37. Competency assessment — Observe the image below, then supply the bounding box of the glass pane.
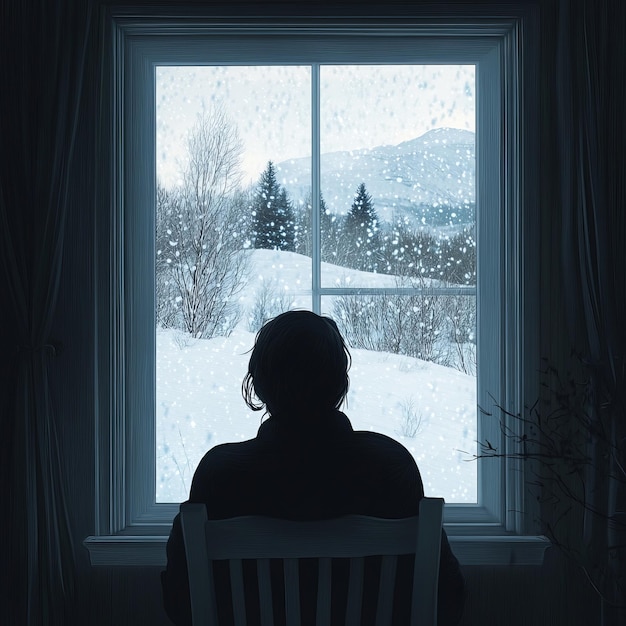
[313,65,476,288]
[322,294,477,503]
[155,66,311,502]
[154,64,477,505]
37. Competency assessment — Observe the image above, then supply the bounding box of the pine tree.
[251,161,295,250]
[344,182,380,271]
[251,161,280,249]
[276,186,295,251]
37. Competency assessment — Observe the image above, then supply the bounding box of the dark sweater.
[162,410,465,625]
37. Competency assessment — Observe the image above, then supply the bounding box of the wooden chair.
[180,497,444,626]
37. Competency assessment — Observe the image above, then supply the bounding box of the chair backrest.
[180,497,444,626]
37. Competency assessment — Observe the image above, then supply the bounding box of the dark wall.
[5,0,604,624]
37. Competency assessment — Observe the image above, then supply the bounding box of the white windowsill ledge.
[83,535,550,567]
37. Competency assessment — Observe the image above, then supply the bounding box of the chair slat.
[411,498,443,626]
[316,557,332,626]
[284,558,300,626]
[229,559,246,626]
[345,556,364,626]
[256,558,274,626]
[205,564,219,626]
[375,555,398,626]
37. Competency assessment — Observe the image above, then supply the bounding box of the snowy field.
[156,249,477,503]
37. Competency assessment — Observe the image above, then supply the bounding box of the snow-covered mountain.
[273,127,475,228]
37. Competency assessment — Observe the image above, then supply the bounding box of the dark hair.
[242,310,351,418]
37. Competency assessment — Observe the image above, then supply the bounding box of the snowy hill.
[273,127,475,228]
[156,249,477,504]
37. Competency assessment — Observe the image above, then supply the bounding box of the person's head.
[242,310,351,419]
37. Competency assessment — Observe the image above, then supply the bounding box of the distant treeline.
[249,162,476,285]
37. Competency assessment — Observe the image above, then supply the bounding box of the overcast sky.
[156,64,475,188]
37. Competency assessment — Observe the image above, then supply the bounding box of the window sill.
[83,533,549,567]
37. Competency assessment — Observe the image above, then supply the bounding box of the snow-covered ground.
[156,249,477,503]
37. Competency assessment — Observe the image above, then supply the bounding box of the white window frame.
[85,5,548,567]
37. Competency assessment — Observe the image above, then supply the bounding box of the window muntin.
[155,64,477,505]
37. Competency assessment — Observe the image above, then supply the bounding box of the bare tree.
[332,276,450,365]
[444,294,477,375]
[247,279,295,333]
[156,107,250,339]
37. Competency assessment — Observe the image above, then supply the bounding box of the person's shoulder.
[348,429,417,463]
[196,436,261,468]
[352,428,411,449]
[190,437,263,491]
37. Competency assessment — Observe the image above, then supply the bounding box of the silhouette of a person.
[162,310,465,625]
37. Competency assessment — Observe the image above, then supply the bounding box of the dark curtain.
[556,0,626,619]
[0,1,93,624]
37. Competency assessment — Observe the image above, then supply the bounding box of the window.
[87,7,546,566]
